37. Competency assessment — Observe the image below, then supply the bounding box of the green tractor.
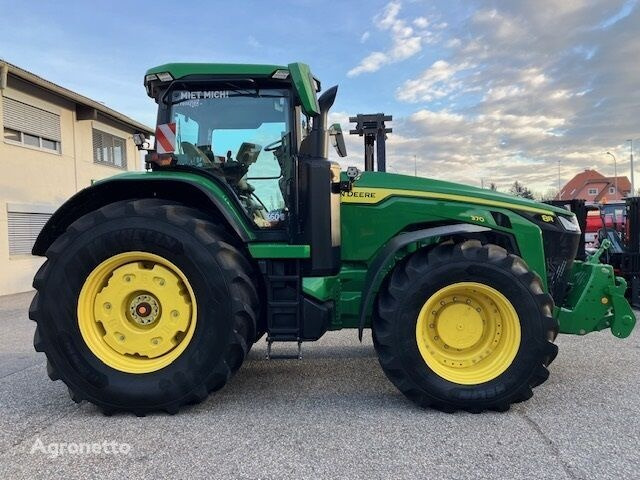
[30,62,636,415]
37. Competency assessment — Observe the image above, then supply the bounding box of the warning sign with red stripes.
[155,123,176,154]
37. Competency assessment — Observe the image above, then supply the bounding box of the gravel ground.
[0,291,638,479]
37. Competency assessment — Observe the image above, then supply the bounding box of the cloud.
[360,31,370,43]
[409,109,465,126]
[348,1,429,77]
[396,60,472,102]
[373,0,640,194]
[247,35,261,48]
[413,17,429,28]
[376,0,402,29]
[347,52,389,76]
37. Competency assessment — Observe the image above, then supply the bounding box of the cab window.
[169,88,292,229]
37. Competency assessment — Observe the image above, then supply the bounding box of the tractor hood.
[345,171,571,217]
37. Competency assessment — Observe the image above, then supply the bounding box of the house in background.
[556,169,631,202]
[0,59,153,295]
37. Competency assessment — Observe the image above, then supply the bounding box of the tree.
[539,188,559,202]
[509,181,535,199]
[489,182,498,191]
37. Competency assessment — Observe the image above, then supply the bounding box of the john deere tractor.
[30,62,636,415]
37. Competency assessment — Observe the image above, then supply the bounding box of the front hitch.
[556,239,636,338]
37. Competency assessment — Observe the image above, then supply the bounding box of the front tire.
[30,199,259,415]
[373,240,558,412]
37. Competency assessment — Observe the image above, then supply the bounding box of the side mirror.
[328,123,347,157]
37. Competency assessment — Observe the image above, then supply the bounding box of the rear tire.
[30,199,259,415]
[373,240,558,412]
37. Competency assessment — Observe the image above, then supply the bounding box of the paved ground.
[0,292,638,479]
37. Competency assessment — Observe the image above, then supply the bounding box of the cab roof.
[144,62,321,116]
[146,63,288,79]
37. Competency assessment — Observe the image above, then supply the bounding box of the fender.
[357,223,491,340]
[32,173,258,256]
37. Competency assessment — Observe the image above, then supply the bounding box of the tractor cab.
[144,62,345,275]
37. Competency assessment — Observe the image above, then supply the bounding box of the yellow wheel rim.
[415,282,521,385]
[77,252,197,374]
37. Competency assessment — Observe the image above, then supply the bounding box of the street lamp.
[627,139,635,195]
[557,158,561,197]
[606,151,617,195]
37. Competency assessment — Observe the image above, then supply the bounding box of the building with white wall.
[0,59,153,295]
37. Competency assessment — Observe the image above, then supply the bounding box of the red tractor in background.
[584,202,626,249]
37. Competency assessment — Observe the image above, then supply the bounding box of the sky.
[1,0,638,195]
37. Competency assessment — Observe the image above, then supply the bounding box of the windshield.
[168,87,292,228]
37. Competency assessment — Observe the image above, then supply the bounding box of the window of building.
[3,127,21,142]
[23,132,40,147]
[3,127,60,151]
[7,211,52,256]
[587,188,598,195]
[609,186,616,194]
[41,138,58,150]
[2,97,61,153]
[92,129,127,168]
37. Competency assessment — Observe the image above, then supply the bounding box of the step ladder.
[259,259,303,360]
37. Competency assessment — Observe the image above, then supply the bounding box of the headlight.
[558,215,581,232]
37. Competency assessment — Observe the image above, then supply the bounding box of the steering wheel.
[264,138,283,152]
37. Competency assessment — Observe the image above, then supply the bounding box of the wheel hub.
[415,282,521,385]
[129,294,160,326]
[436,302,483,349]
